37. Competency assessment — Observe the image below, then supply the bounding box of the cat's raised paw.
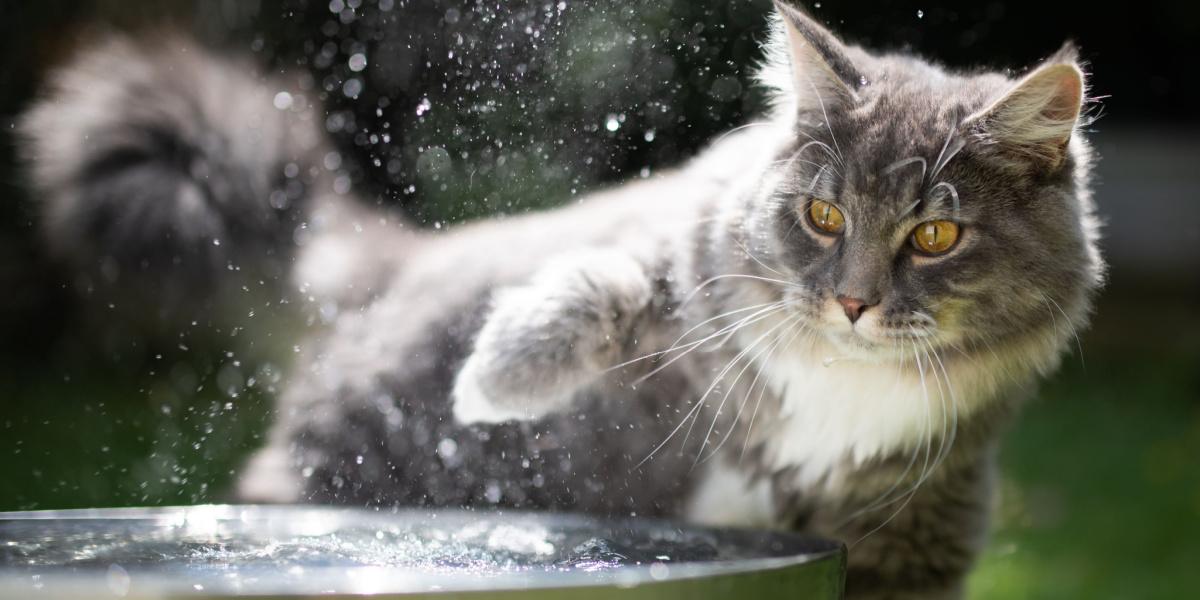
[450,354,548,425]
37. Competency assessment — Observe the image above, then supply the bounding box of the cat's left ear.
[966,43,1088,170]
[773,1,865,111]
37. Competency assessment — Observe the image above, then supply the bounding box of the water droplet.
[649,562,669,580]
[347,53,368,72]
[272,91,294,110]
[437,438,458,459]
[415,97,432,116]
[604,114,621,132]
[917,9,924,18]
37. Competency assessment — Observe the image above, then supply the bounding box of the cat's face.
[752,4,1103,362]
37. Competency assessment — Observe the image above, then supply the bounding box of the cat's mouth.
[819,326,940,365]
[812,301,940,360]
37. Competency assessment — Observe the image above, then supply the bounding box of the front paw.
[450,352,550,425]
[449,250,654,426]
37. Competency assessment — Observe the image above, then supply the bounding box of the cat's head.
[748,1,1104,365]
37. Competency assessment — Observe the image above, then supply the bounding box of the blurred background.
[0,1,1196,598]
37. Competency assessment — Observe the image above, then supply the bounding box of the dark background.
[1,2,1197,598]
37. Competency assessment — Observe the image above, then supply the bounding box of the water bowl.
[0,505,844,598]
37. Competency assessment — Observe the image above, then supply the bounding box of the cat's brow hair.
[882,156,927,181]
[891,128,969,217]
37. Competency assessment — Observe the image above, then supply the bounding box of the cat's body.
[19,3,1103,598]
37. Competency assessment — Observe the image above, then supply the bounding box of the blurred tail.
[18,33,331,346]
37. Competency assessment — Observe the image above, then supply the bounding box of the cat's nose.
[836,296,874,324]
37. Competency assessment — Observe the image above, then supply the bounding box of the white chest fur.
[753,337,969,491]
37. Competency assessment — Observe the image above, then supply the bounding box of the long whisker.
[930,128,965,181]
[732,320,810,463]
[850,339,934,546]
[679,316,796,454]
[713,120,773,145]
[835,345,923,525]
[1040,291,1085,369]
[634,313,794,470]
[924,338,959,474]
[929,181,961,212]
[803,75,846,167]
[792,130,844,170]
[680,273,799,307]
[608,301,781,370]
[627,304,787,385]
[696,314,802,465]
[882,156,927,181]
[733,238,785,277]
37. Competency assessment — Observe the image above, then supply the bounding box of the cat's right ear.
[772,1,864,111]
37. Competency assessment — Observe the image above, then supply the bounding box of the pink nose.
[836,296,873,324]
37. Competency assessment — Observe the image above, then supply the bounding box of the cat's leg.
[452,250,656,424]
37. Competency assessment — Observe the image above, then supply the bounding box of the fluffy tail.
[18,33,332,349]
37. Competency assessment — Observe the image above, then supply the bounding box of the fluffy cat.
[19,2,1103,598]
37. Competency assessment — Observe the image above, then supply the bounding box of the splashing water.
[0,506,839,596]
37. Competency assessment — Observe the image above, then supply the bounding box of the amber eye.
[807,199,845,235]
[911,220,961,255]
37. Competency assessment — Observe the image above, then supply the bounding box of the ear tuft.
[968,57,1086,170]
[1046,40,1080,64]
[764,1,863,115]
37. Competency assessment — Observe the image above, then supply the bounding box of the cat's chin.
[813,327,930,365]
[814,330,896,363]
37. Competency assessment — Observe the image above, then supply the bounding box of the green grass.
[969,288,1200,599]
[2,283,1196,598]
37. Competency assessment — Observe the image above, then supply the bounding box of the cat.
[18,2,1103,598]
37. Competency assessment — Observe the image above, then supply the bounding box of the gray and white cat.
[19,2,1103,598]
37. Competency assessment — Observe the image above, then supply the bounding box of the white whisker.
[635,312,794,470]
[929,181,961,212]
[696,314,802,465]
[680,272,799,306]
[604,301,784,373]
[804,74,846,167]
[733,238,785,277]
[629,304,786,385]
[882,156,927,181]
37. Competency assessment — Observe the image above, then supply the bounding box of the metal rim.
[0,504,846,598]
